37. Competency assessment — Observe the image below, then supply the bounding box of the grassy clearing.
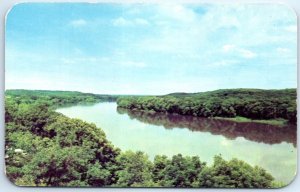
[214,116,288,126]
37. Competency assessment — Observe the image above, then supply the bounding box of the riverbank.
[5,92,279,187]
[213,116,288,126]
[117,89,297,125]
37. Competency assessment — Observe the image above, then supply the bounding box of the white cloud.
[113,17,131,26]
[211,60,239,67]
[277,47,290,53]
[222,44,235,52]
[6,4,297,94]
[285,25,297,33]
[136,4,292,61]
[157,4,197,23]
[222,44,256,59]
[239,49,257,59]
[135,18,149,25]
[113,17,149,26]
[60,56,110,66]
[120,61,147,68]
[61,58,76,64]
[69,19,87,27]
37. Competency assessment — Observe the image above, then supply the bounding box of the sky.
[5,3,297,95]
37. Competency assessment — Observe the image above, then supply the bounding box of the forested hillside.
[5,90,276,187]
[6,89,118,107]
[117,89,297,124]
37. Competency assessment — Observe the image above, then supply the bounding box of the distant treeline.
[117,108,297,147]
[5,90,276,187]
[117,89,297,124]
[5,89,119,107]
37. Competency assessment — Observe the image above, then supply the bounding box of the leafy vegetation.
[117,88,297,124]
[5,90,279,187]
[5,98,120,186]
[213,116,287,126]
[6,89,118,107]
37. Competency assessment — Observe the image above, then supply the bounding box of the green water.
[56,102,297,184]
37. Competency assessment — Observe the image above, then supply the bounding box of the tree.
[20,145,91,186]
[114,151,155,187]
[195,155,274,188]
[153,154,206,187]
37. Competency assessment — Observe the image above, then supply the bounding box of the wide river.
[57,102,297,184]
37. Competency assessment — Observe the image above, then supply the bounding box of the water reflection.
[57,103,297,183]
[117,107,297,147]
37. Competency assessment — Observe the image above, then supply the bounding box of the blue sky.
[5,3,297,94]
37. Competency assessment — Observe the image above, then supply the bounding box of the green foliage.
[153,154,206,187]
[5,90,277,188]
[117,89,297,124]
[194,155,274,188]
[214,116,287,126]
[114,151,155,187]
[5,89,119,107]
[5,96,119,186]
[21,145,91,186]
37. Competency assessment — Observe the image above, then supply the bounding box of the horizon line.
[4,87,297,96]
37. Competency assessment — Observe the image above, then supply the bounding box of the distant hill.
[117,88,297,124]
[164,88,296,99]
[5,89,119,106]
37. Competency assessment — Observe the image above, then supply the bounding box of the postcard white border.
[0,0,299,191]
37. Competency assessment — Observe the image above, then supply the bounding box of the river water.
[56,102,297,183]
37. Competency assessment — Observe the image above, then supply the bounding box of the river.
[56,102,297,184]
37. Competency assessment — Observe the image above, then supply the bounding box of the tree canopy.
[117,88,297,124]
[5,90,278,188]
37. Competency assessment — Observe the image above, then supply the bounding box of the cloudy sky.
[5,3,297,94]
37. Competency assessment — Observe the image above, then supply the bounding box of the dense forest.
[117,108,297,147]
[6,89,118,107]
[117,89,297,124]
[5,90,278,187]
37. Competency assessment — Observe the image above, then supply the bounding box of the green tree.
[153,154,205,187]
[195,155,274,188]
[115,151,155,187]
